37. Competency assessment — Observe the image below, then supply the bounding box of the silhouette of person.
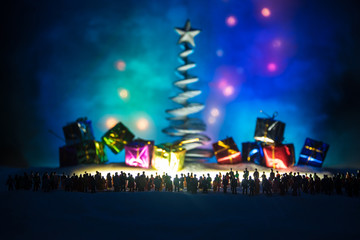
[249,176,255,196]
[174,174,180,192]
[223,175,229,193]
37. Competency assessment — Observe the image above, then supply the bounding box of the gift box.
[77,140,108,164]
[62,117,95,145]
[125,139,154,168]
[212,137,242,164]
[242,142,264,165]
[101,122,135,154]
[298,138,329,167]
[262,144,295,169]
[59,140,107,167]
[254,118,285,144]
[152,143,186,172]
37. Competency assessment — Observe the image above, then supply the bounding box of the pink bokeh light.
[213,66,244,99]
[267,62,277,72]
[261,8,271,17]
[223,85,235,96]
[208,116,216,124]
[210,108,220,117]
[218,79,228,89]
[116,60,126,71]
[272,39,282,48]
[226,15,237,27]
[105,117,118,129]
[136,118,149,131]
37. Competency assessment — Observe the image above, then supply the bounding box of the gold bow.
[305,146,323,153]
[264,123,269,138]
[216,141,238,155]
[272,145,275,169]
[305,145,322,164]
[216,141,238,164]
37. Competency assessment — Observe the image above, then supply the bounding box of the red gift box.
[212,137,242,164]
[263,144,295,169]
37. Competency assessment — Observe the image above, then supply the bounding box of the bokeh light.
[226,15,237,27]
[223,85,234,96]
[210,108,220,117]
[208,116,216,124]
[218,79,227,89]
[118,88,129,99]
[261,8,271,17]
[267,62,277,72]
[116,60,126,71]
[7,0,357,168]
[136,118,149,131]
[272,39,282,48]
[105,117,118,129]
[216,49,224,57]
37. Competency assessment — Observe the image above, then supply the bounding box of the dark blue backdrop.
[1,0,359,168]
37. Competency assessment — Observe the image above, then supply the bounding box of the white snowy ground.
[1,163,360,239]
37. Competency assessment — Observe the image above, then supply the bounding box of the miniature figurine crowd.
[6,168,360,197]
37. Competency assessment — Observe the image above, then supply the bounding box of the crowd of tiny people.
[5,168,360,197]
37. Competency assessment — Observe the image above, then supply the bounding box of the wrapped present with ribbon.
[62,117,95,145]
[125,139,154,169]
[151,139,196,172]
[254,111,285,144]
[76,140,108,164]
[59,140,108,167]
[298,138,329,167]
[101,122,135,154]
[212,137,242,164]
[262,144,295,169]
[242,142,264,165]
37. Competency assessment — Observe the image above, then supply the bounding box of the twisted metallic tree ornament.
[163,20,213,161]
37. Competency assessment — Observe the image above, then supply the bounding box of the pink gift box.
[125,140,154,168]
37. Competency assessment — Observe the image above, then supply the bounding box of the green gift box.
[101,122,135,154]
[59,140,107,167]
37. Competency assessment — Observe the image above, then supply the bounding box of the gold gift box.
[152,143,186,172]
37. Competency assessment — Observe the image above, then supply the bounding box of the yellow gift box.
[152,143,186,172]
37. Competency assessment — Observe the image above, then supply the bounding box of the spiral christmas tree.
[163,20,213,161]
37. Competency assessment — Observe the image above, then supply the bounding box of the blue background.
[1,0,359,168]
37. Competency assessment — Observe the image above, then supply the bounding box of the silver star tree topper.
[175,20,201,47]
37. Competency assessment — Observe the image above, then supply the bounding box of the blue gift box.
[297,138,329,167]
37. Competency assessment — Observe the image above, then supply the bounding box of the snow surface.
[1,163,360,239]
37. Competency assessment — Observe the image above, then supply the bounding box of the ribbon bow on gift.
[216,141,238,155]
[305,146,323,153]
[264,145,287,169]
[260,110,279,140]
[305,145,323,164]
[216,141,239,163]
